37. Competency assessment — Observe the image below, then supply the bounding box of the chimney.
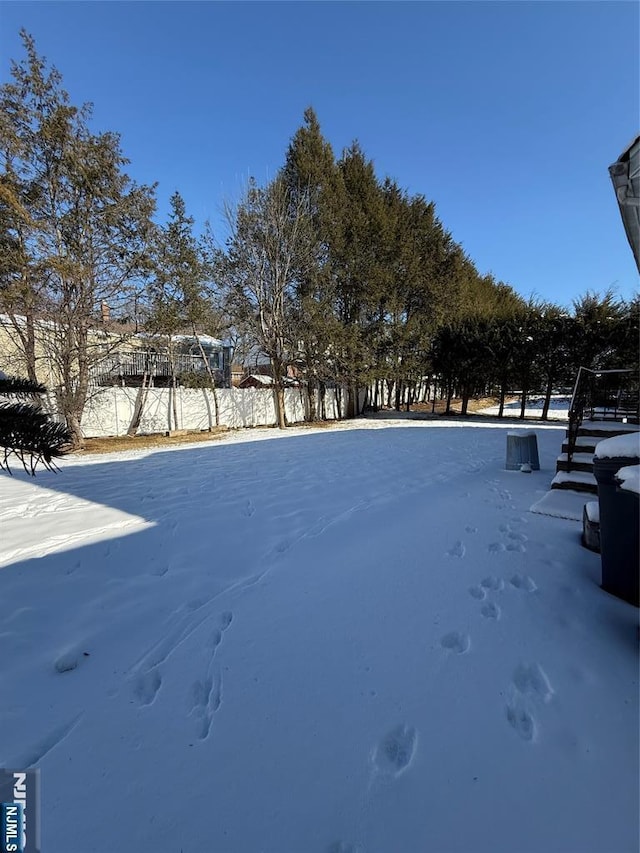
[101,302,110,324]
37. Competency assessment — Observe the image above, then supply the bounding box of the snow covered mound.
[0,420,637,853]
[594,431,640,460]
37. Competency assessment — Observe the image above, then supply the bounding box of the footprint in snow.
[481,576,504,591]
[510,574,537,592]
[508,531,528,543]
[469,586,486,600]
[506,701,536,742]
[373,724,418,777]
[481,602,501,620]
[440,631,470,654]
[446,540,466,558]
[513,663,553,703]
[465,525,478,534]
[488,542,506,553]
[507,542,526,553]
[327,843,362,853]
[134,668,162,706]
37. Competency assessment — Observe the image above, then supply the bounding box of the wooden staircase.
[531,368,639,521]
[551,421,640,495]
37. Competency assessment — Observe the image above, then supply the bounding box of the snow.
[529,487,593,521]
[550,470,597,488]
[594,431,640,460]
[556,452,594,466]
[582,420,640,434]
[0,420,638,853]
[479,396,570,421]
[585,501,600,523]
[616,464,640,496]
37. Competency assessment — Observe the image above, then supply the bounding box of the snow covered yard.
[0,420,637,853]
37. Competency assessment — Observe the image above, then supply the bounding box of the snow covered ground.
[478,395,571,420]
[0,419,637,853]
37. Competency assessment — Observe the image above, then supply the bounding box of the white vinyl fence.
[75,386,343,438]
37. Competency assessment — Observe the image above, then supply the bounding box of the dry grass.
[409,395,518,416]
[75,428,232,455]
[73,419,344,456]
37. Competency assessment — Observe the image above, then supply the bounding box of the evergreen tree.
[281,107,345,420]
[146,192,223,431]
[0,374,71,474]
[0,32,156,447]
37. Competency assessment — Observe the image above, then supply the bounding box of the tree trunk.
[66,409,84,449]
[127,372,150,436]
[274,382,287,429]
[307,378,317,422]
[541,372,554,421]
[319,382,327,420]
[445,380,453,414]
[519,386,528,420]
[394,377,402,411]
[461,386,470,416]
[498,381,506,418]
[171,376,179,430]
[192,330,220,427]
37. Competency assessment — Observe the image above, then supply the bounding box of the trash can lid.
[615,464,640,495]
[506,430,537,437]
[594,433,640,461]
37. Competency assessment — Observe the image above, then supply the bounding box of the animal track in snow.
[440,631,470,654]
[481,602,501,620]
[506,701,536,742]
[328,843,362,853]
[134,668,162,706]
[508,531,528,543]
[481,576,504,591]
[488,542,506,553]
[510,574,537,592]
[15,713,84,768]
[373,724,418,777]
[188,611,233,739]
[499,523,512,534]
[507,542,526,553]
[243,500,255,518]
[465,525,478,534]
[469,586,486,600]
[446,540,466,558]
[513,663,553,703]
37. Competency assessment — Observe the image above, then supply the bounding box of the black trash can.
[593,456,640,607]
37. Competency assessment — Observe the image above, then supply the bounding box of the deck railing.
[566,367,639,470]
[92,349,221,384]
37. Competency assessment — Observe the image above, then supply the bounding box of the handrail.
[566,367,639,470]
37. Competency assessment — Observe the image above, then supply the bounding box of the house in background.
[0,313,231,389]
[93,332,231,388]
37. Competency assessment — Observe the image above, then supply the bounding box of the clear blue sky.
[1,1,638,307]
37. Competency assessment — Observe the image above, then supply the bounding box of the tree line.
[1,33,638,447]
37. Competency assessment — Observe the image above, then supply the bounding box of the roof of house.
[609,134,640,272]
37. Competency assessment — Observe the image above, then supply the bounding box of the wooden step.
[555,452,594,473]
[551,470,598,494]
[576,421,640,438]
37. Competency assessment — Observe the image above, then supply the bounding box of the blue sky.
[1,1,638,307]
